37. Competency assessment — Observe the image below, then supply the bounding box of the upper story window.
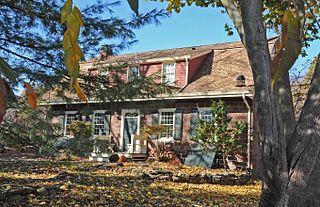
[128,66,139,81]
[163,63,175,84]
[199,110,214,123]
[159,110,175,138]
[65,112,78,136]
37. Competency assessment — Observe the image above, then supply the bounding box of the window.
[99,70,109,89]
[163,63,175,84]
[199,110,214,123]
[128,66,139,81]
[65,112,78,136]
[93,112,105,135]
[160,110,174,138]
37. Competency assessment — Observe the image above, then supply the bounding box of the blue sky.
[76,0,319,69]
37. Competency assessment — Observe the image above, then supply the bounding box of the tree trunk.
[282,55,320,206]
[276,72,296,143]
[238,1,288,206]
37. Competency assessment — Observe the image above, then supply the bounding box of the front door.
[122,111,140,151]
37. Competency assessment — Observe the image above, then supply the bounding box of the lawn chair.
[128,134,148,161]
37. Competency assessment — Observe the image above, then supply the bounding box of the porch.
[89,134,148,162]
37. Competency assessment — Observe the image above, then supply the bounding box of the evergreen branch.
[0,46,61,71]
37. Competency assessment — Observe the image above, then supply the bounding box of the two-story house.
[42,40,267,174]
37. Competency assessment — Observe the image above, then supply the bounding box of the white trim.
[92,110,107,136]
[158,108,176,140]
[40,91,254,105]
[64,111,78,137]
[120,109,140,151]
[162,62,176,85]
[127,65,140,81]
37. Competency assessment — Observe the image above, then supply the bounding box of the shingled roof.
[181,42,254,93]
[84,40,264,94]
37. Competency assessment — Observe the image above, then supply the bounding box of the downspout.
[242,92,251,169]
[177,57,189,93]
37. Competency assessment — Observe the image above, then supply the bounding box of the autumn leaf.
[61,0,87,102]
[24,82,37,109]
[61,0,72,24]
[73,6,84,26]
[74,80,88,103]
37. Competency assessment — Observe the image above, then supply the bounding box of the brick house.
[42,40,266,174]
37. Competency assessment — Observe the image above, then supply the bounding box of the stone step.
[89,156,110,162]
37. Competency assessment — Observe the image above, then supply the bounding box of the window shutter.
[88,114,93,122]
[174,109,183,140]
[151,111,159,139]
[104,111,111,135]
[59,114,65,136]
[189,108,198,138]
[151,111,159,126]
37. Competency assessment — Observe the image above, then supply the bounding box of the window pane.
[65,113,78,135]
[128,66,139,81]
[160,111,174,138]
[94,113,105,135]
[199,111,213,122]
[163,63,175,84]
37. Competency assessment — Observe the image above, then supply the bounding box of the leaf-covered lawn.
[0,160,261,206]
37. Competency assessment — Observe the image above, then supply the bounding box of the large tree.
[0,0,169,122]
[156,0,320,206]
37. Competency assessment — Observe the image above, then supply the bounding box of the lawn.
[0,160,261,207]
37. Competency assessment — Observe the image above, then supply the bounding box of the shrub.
[67,121,93,156]
[191,100,247,169]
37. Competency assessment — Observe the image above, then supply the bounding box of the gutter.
[40,91,253,106]
[177,57,189,93]
[242,92,252,169]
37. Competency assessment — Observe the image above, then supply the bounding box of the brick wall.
[50,97,260,172]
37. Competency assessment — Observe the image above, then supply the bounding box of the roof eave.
[39,90,254,106]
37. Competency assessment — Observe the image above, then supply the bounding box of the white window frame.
[162,62,176,85]
[93,110,107,136]
[127,65,140,81]
[198,107,214,123]
[99,69,109,89]
[64,111,78,137]
[158,108,175,141]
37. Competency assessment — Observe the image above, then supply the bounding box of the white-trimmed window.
[99,70,109,89]
[127,66,139,81]
[65,111,78,136]
[199,109,214,123]
[163,63,175,84]
[159,109,175,138]
[93,111,106,135]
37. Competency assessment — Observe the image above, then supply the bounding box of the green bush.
[67,121,93,156]
[191,100,247,169]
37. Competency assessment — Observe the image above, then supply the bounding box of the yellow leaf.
[74,79,88,103]
[66,13,80,39]
[73,43,84,59]
[73,6,84,26]
[61,0,73,24]
[62,31,73,51]
[24,82,37,109]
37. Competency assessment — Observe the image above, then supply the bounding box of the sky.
[76,0,319,69]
